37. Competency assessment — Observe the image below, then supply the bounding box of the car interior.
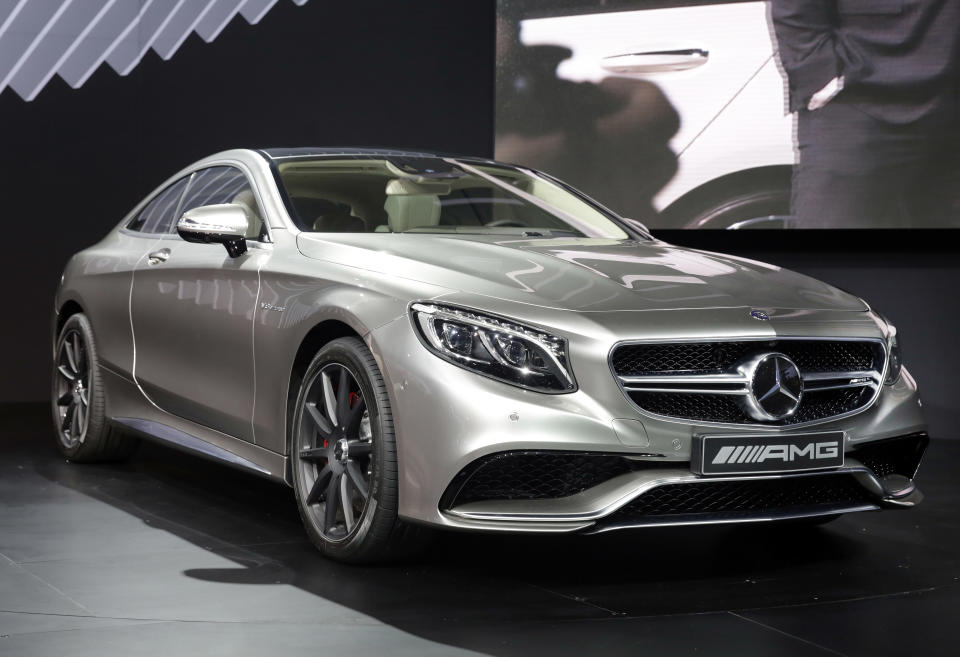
[277,159,618,236]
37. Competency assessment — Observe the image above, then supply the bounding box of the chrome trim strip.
[623,374,877,395]
[623,386,750,395]
[619,373,749,385]
[803,381,875,393]
[608,336,888,431]
[802,370,880,382]
[586,503,880,534]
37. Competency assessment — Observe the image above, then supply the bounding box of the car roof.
[258,147,443,160]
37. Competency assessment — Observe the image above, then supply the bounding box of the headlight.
[885,324,903,385]
[410,303,576,393]
[876,312,903,385]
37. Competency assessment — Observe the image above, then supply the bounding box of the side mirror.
[177,204,250,257]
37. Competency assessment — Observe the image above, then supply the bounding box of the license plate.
[692,432,844,475]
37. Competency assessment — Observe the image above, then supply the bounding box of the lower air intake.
[601,473,875,526]
[441,451,672,508]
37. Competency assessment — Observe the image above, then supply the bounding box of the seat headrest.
[310,199,365,233]
[383,194,441,232]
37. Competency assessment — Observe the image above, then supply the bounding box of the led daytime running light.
[411,303,575,393]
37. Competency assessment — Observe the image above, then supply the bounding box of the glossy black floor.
[1,403,958,656]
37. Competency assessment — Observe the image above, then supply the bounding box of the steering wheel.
[485,219,527,228]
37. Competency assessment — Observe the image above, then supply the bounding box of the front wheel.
[290,337,427,563]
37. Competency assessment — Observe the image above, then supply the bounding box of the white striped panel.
[107,0,184,76]
[152,1,214,60]
[57,1,145,88]
[239,0,278,25]
[194,0,245,43]
[0,0,63,88]
[9,1,114,101]
[0,0,308,101]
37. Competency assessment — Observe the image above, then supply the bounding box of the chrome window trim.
[607,335,888,432]
[118,227,164,239]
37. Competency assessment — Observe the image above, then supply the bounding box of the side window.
[178,166,265,239]
[127,177,189,233]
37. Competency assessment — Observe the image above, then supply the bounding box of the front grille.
[611,339,885,426]
[602,473,875,525]
[629,391,745,423]
[612,340,878,377]
[441,451,673,508]
[630,386,872,426]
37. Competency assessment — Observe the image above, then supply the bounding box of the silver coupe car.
[52,148,928,562]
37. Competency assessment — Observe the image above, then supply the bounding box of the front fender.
[250,245,453,454]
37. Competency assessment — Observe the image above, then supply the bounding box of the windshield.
[274,157,632,239]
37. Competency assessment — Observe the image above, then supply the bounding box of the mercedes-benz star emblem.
[750,309,770,321]
[741,353,804,421]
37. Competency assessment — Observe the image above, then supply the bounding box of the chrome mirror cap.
[177,204,250,257]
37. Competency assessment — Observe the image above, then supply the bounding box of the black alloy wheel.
[291,337,427,562]
[297,362,374,541]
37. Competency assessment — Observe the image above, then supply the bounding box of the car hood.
[296,234,868,313]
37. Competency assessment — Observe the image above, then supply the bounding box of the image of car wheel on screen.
[771,0,960,228]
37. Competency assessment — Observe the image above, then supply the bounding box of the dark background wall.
[0,0,494,402]
[1,0,955,439]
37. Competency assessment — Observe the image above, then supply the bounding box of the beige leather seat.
[310,199,365,232]
[231,189,264,238]
[383,194,441,232]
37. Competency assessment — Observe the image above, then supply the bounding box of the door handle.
[147,248,170,265]
[601,49,709,74]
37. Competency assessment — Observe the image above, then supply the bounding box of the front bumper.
[439,434,927,533]
[369,308,927,533]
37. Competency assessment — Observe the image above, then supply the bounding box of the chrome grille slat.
[610,338,886,427]
[623,386,750,395]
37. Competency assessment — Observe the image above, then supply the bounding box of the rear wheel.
[291,337,427,563]
[51,313,138,462]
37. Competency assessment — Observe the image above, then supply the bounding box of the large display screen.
[496,0,959,229]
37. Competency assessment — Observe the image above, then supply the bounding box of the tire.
[290,337,428,563]
[685,188,790,229]
[659,169,793,229]
[51,313,138,462]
